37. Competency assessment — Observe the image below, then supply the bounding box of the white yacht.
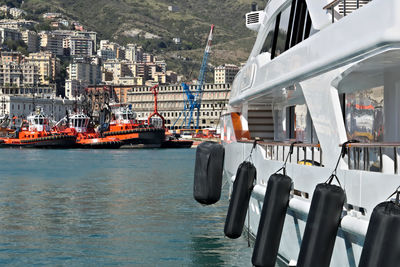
[220,0,400,266]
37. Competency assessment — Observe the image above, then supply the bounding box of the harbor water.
[0,148,254,266]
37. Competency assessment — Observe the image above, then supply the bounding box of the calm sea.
[0,148,254,266]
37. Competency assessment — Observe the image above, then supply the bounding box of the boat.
[102,105,165,148]
[61,113,123,149]
[0,107,76,148]
[213,0,400,266]
[160,133,193,148]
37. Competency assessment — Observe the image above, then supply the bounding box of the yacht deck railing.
[324,0,372,22]
[239,140,322,166]
[342,142,400,174]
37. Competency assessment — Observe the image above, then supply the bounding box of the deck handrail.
[238,140,320,148]
[238,140,322,166]
[323,0,342,10]
[323,0,369,22]
[341,142,400,148]
[340,142,400,174]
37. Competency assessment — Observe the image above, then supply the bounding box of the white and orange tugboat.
[0,107,76,148]
[61,113,122,149]
[102,103,165,148]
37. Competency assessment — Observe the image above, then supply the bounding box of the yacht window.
[260,19,276,55]
[274,4,292,58]
[294,105,317,143]
[289,0,308,47]
[286,106,295,139]
[303,12,312,40]
[270,13,281,60]
[273,104,318,143]
[344,87,384,143]
[260,0,314,59]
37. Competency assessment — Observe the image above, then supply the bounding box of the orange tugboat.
[61,113,123,149]
[102,104,165,148]
[0,107,76,148]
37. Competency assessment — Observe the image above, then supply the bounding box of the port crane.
[173,24,215,129]
[148,84,165,129]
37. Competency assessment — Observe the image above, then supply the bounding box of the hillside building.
[168,6,179,12]
[21,30,39,53]
[0,61,39,87]
[26,51,60,85]
[214,64,240,84]
[65,57,101,99]
[9,8,26,18]
[0,19,37,30]
[97,49,116,61]
[75,31,97,52]
[0,27,21,44]
[42,13,62,19]
[1,51,23,64]
[125,44,143,62]
[66,36,93,57]
[39,32,64,56]
[0,56,55,97]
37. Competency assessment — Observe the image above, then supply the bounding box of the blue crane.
[172,24,215,129]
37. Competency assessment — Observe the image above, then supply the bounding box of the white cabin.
[69,113,90,133]
[27,107,50,132]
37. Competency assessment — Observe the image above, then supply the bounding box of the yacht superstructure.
[221,0,400,266]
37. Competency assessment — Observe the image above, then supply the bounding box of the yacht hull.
[223,141,400,266]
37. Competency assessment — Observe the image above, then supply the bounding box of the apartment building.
[0,62,39,87]
[75,31,97,52]
[0,27,21,44]
[214,64,240,84]
[97,49,116,61]
[103,59,131,81]
[142,53,154,63]
[0,51,55,96]
[125,44,143,62]
[26,51,60,85]
[65,57,101,99]
[99,40,118,51]
[116,47,125,60]
[0,19,36,29]
[21,30,39,53]
[39,32,64,56]
[1,51,23,64]
[66,36,93,57]
[65,79,87,99]
[9,8,26,18]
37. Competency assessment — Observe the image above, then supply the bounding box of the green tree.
[16,46,28,56]
[3,39,27,52]
[34,21,52,32]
